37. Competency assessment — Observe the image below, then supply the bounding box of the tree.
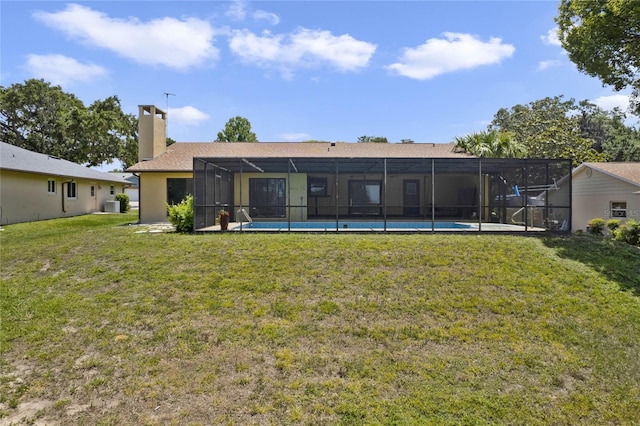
[400,139,415,144]
[357,135,388,143]
[576,100,640,161]
[452,130,526,158]
[488,96,607,166]
[215,116,257,142]
[0,79,137,167]
[556,0,640,115]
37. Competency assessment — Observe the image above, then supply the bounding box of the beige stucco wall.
[0,170,124,225]
[572,167,640,232]
[311,173,477,216]
[139,172,193,223]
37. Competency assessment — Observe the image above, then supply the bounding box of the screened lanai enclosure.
[193,157,572,232]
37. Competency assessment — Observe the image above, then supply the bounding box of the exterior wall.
[572,167,640,232]
[139,172,192,223]
[311,173,477,217]
[0,170,123,225]
[234,173,307,220]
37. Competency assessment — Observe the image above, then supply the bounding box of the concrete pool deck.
[197,222,546,233]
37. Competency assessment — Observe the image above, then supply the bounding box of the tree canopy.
[357,136,388,143]
[556,0,640,115]
[0,79,137,167]
[215,116,258,142]
[488,96,613,166]
[453,131,526,158]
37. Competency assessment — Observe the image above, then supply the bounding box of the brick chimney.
[138,105,167,161]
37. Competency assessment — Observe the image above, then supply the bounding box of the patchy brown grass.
[1,213,639,425]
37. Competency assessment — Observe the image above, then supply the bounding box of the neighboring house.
[572,162,640,232]
[111,172,139,203]
[127,105,572,231]
[0,142,127,225]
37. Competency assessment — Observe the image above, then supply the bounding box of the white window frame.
[110,185,115,195]
[610,201,627,218]
[66,182,77,199]
[47,179,56,195]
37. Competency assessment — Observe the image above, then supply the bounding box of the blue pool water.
[233,221,472,230]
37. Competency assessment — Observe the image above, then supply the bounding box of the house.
[572,162,640,231]
[0,142,127,225]
[127,105,572,232]
[110,172,139,204]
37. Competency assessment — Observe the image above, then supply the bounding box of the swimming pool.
[232,221,473,231]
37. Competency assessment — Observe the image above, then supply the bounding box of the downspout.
[61,179,73,213]
[132,172,141,223]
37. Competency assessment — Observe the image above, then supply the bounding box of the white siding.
[572,167,640,231]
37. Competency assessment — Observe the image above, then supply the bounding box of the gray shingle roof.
[127,141,472,172]
[0,142,127,184]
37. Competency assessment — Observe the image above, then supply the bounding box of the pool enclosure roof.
[195,156,571,175]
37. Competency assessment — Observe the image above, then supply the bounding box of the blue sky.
[1,0,636,170]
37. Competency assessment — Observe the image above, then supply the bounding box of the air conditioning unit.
[104,200,120,213]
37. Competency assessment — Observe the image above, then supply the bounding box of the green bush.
[587,218,606,235]
[606,219,621,232]
[114,193,130,213]
[167,194,194,233]
[614,219,640,246]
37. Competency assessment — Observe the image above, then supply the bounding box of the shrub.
[167,194,194,233]
[587,218,606,235]
[114,193,130,213]
[606,219,621,232]
[614,219,640,246]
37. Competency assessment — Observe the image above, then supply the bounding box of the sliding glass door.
[349,180,382,216]
[249,178,286,218]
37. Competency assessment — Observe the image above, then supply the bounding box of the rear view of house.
[0,142,127,225]
[128,105,572,232]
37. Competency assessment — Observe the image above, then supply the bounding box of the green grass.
[1,213,639,425]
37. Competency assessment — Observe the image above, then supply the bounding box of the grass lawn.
[1,212,639,425]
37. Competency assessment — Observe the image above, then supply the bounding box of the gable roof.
[127,142,472,172]
[0,142,127,184]
[575,162,640,188]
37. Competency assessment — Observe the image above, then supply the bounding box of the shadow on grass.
[542,234,640,296]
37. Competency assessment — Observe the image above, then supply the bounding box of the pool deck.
[197,222,546,233]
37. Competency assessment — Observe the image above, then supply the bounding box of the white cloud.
[541,28,561,47]
[280,132,311,141]
[168,106,210,126]
[25,54,108,85]
[592,94,630,112]
[226,0,247,21]
[386,32,515,80]
[537,59,562,71]
[33,4,219,70]
[229,28,377,76]
[253,10,279,25]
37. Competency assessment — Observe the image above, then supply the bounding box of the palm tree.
[453,130,526,158]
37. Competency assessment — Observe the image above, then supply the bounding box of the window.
[110,185,115,195]
[67,182,77,199]
[90,186,95,197]
[47,179,56,194]
[249,178,286,217]
[611,201,627,218]
[308,177,328,197]
[167,178,193,205]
